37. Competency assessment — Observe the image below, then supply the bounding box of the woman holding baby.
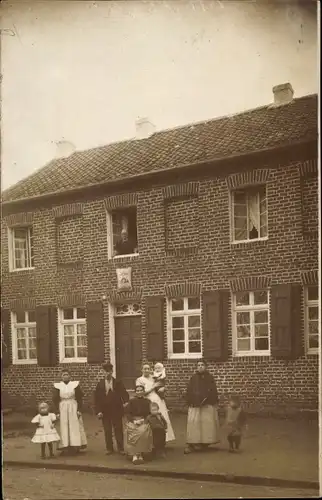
[136,363,175,443]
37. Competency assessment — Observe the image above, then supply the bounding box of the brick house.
[1,84,319,413]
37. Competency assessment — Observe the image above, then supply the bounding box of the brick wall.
[301,176,318,236]
[56,216,83,264]
[1,157,319,413]
[165,197,199,252]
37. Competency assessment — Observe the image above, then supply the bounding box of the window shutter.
[271,284,303,359]
[86,301,105,364]
[36,306,54,366]
[49,307,58,366]
[1,308,11,367]
[146,296,164,362]
[291,284,304,358]
[202,290,229,361]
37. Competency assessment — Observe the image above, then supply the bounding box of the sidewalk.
[3,411,319,489]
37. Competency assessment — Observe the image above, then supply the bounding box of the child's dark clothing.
[146,413,167,453]
[225,405,246,451]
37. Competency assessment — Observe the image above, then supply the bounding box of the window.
[168,297,202,358]
[9,227,34,270]
[11,310,37,364]
[305,286,319,354]
[233,290,270,356]
[232,186,267,242]
[58,307,87,362]
[107,207,138,258]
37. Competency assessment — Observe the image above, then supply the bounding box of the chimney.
[135,117,156,140]
[55,140,76,159]
[272,83,294,106]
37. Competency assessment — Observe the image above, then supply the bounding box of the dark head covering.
[102,362,113,372]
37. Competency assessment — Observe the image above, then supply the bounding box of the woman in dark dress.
[184,360,220,454]
[124,385,153,464]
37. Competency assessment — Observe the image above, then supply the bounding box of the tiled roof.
[2,94,317,203]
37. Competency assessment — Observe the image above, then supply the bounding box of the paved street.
[3,468,319,500]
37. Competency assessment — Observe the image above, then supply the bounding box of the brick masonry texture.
[56,216,84,264]
[165,197,199,253]
[301,175,318,237]
[1,158,319,412]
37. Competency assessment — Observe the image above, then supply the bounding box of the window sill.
[110,253,139,261]
[306,350,319,356]
[231,237,268,246]
[59,358,87,364]
[168,353,203,360]
[10,267,35,273]
[233,351,270,358]
[12,359,37,365]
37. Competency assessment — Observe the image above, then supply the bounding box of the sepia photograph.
[0,0,320,498]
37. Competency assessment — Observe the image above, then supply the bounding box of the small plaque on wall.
[116,268,132,291]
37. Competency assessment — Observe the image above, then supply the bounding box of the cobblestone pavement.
[3,412,319,483]
[2,467,319,500]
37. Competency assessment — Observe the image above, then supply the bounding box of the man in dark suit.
[94,362,130,455]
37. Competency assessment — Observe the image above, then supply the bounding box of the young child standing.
[31,402,60,459]
[225,395,247,453]
[152,362,166,399]
[146,402,167,458]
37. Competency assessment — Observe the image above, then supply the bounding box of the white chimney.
[135,117,156,140]
[55,140,76,159]
[272,83,294,106]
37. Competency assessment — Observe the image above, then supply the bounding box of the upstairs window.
[305,286,319,354]
[109,207,138,258]
[9,227,34,270]
[58,307,87,363]
[168,297,202,359]
[11,310,37,364]
[232,186,267,242]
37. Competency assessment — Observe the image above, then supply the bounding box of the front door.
[115,314,142,390]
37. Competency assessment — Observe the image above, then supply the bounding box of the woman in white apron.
[53,370,87,455]
[136,364,175,443]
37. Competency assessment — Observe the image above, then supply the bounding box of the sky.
[0,0,318,191]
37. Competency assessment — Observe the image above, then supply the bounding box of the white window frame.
[230,186,268,244]
[167,297,202,360]
[11,311,37,365]
[106,210,139,260]
[58,307,87,363]
[304,286,319,355]
[8,226,35,271]
[232,290,270,357]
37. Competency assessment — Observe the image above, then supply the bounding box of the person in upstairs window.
[94,362,129,455]
[114,228,137,256]
[53,369,87,456]
[184,360,220,454]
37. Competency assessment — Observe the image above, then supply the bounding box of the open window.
[109,207,138,258]
[231,185,268,242]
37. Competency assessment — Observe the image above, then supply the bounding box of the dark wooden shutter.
[271,284,303,359]
[146,296,164,362]
[86,301,105,364]
[49,306,58,366]
[1,308,11,367]
[36,305,57,366]
[202,290,229,361]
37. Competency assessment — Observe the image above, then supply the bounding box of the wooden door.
[115,315,142,390]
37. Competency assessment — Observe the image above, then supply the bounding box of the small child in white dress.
[153,362,166,400]
[31,402,60,459]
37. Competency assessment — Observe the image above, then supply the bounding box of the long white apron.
[186,405,220,444]
[136,376,175,442]
[54,381,87,449]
